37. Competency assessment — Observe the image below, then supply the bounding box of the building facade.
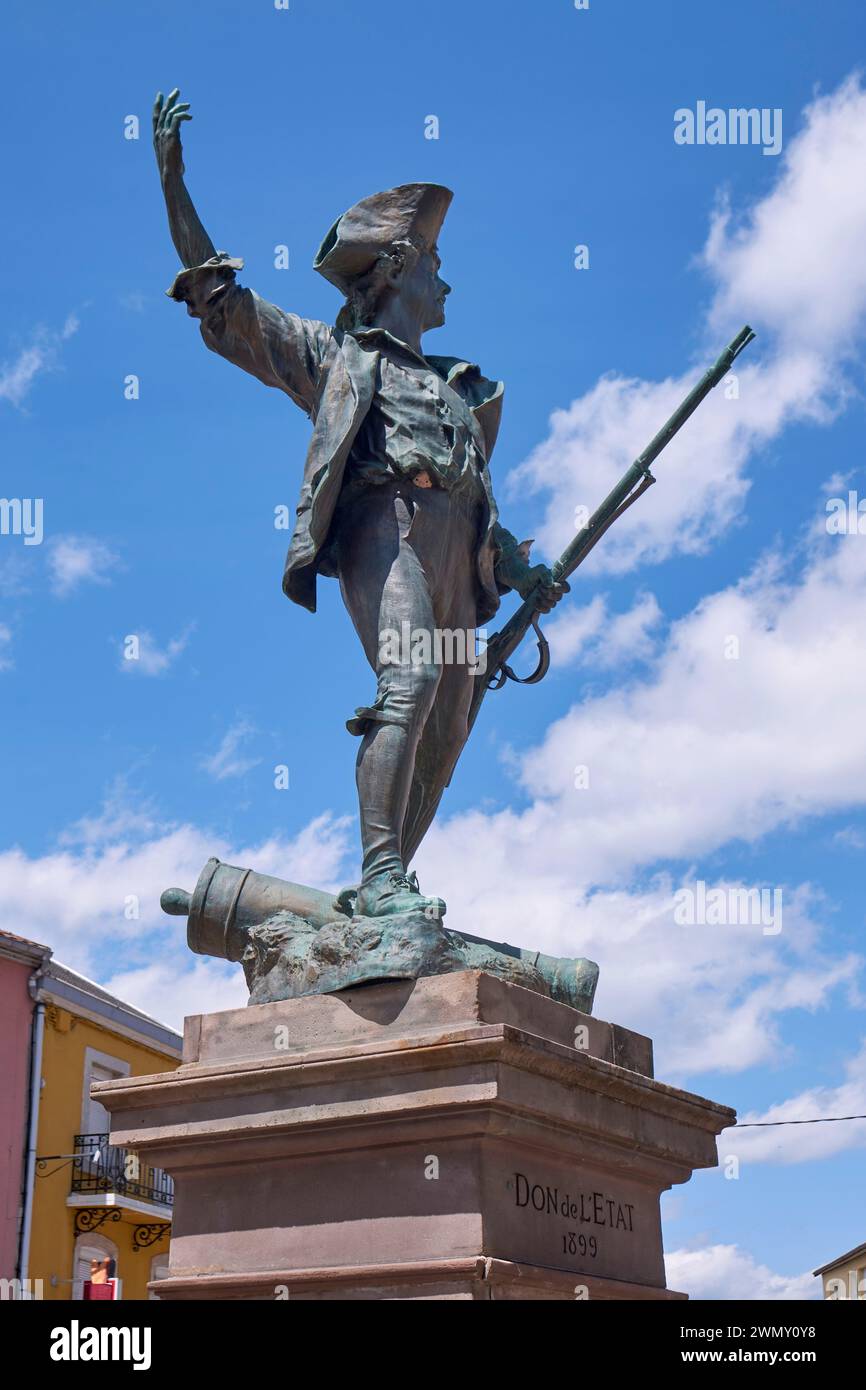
[814,1241,866,1300]
[2,930,182,1300]
[0,930,50,1285]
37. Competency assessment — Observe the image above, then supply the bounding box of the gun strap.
[491,613,551,688]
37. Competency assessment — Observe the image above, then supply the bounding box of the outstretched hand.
[153,88,192,180]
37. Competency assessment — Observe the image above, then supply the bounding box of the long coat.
[169,261,519,621]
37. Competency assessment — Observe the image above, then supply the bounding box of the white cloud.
[823,471,855,496]
[509,76,866,576]
[118,292,147,314]
[726,1040,866,1165]
[703,76,866,354]
[48,536,120,597]
[833,825,866,850]
[59,776,163,848]
[546,591,662,669]
[496,531,866,885]
[0,554,32,598]
[104,957,248,1029]
[0,314,79,408]
[666,1244,819,1300]
[119,626,193,677]
[545,594,607,664]
[0,803,353,1029]
[200,719,262,780]
[597,592,662,667]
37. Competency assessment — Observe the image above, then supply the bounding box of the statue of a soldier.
[153,90,568,923]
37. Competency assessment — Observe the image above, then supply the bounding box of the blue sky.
[2,0,866,1299]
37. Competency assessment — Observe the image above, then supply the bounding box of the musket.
[468,324,756,734]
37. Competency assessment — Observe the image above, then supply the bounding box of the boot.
[356,868,446,920]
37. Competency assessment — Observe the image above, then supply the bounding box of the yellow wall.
[27,1004,179,1301]
[820,1258,866,1300]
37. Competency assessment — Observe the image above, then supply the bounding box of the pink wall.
[0,954,36,1279]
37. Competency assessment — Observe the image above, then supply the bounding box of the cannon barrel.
[161,857,347,961]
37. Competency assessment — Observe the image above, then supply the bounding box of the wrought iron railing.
[72,1134,174,1208]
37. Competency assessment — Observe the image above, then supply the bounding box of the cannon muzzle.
[161,857,347,960]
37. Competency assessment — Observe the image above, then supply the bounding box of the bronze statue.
[153,89,567,922]
[153,90,753,1010]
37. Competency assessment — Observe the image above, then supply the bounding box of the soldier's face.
[398,246,451,331]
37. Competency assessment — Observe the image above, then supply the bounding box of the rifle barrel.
[552,324,754,584]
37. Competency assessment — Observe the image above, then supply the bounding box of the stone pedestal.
[95,971,735,1300]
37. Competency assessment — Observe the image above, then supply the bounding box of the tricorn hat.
[313,183,453,294]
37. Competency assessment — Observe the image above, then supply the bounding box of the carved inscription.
[512,1171,636,1261]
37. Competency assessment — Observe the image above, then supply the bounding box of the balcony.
[71,1133,174,1209]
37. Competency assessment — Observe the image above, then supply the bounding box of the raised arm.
[151,87,333,416]
[153,89,216,268]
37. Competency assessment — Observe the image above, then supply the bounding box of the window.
[80,1047,131,1136]
[72,1233,119,1301]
